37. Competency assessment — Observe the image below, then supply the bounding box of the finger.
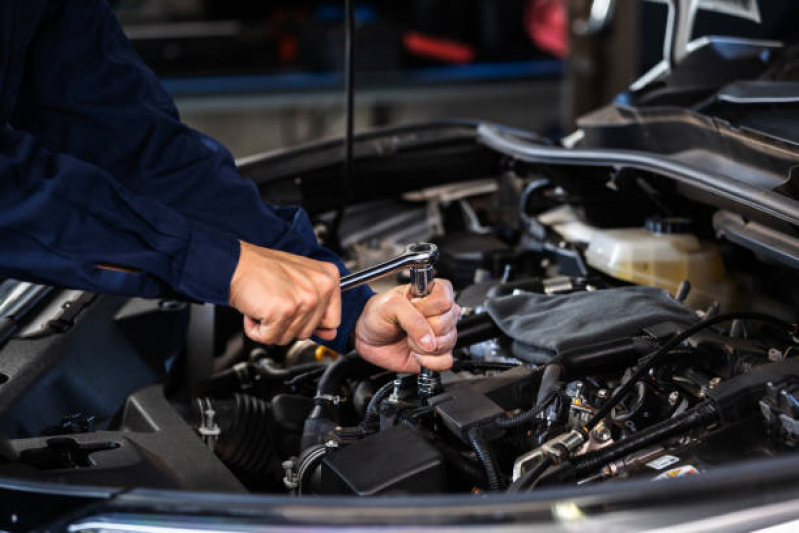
[433,328,457,355]
[313,327,338,341]
[243,315,275,344]
[257,303,298,345]
[277,312,308,345]
[298,266,338,340]
[318,264,342,331]
[298,297,328,341]
[391,297,437,354]
[413,351,454,372]
[407,326,456,356]
[426,304,461,336]
[409,279,455,317]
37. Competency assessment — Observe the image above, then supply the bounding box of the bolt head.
[668,391,680,405]
[592,424,611,442]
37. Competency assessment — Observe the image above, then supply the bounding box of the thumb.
[391,297,437,354]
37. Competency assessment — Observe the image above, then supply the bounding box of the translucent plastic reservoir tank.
[584,217,736,310]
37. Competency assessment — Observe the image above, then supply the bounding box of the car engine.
[0,157,796,498]
[131,170,798,496]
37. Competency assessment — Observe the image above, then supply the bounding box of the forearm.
[0,127,238,305]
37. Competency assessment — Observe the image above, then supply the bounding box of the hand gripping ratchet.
[341,243,442,399]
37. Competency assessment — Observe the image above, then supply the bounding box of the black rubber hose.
[363,380,395,429]
[495,388,557,429]
[309,352,380,419]
[196,363,253,395]
[256,359,328,381]
[296,444,327,496]
[454,312,503,349]
[574,401,719,478]
[467,426,504,492]
[187,394,276,475]
[584,312,792,434]
[199,360,328,395]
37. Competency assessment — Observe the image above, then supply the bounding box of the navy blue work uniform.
[0,0,372,353]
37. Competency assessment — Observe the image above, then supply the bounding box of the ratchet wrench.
[341,243,442,399]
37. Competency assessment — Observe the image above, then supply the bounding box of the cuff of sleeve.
[176,228,240,306]
[316,284,375,354]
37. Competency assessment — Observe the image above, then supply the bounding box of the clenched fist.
[229,242,341,345]
[353,280,460,373]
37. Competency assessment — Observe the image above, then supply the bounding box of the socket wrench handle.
[340,243,439,292]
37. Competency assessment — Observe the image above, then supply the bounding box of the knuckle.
[314,272,336,294]
[298,292,318,312]
[324,263,340,280]
[435,298,453,315]
[383,291,402,309]
[258,308,275,325]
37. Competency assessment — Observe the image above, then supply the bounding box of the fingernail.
[420,334,436,351]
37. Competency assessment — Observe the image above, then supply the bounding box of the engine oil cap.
[645,216,692,235]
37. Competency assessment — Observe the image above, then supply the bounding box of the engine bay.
[0,158,795,498]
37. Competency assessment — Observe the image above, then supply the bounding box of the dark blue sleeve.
[7,0,372,352]
[0,125,239,305]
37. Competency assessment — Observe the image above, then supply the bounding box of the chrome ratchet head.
[340,243,439,292]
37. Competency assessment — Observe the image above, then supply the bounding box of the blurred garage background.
[110,0,798,159]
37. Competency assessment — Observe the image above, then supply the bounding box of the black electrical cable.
[467,426,504,492]
[573,401,719,478]
[494,388,557,429]
[330,0,355,249]
[583,311,792,434]
[363,379,395,429]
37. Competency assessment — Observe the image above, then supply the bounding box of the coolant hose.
[256,359,328,380]
[573,401,719,478]
[309,352,380,419]
[302,352,381,449]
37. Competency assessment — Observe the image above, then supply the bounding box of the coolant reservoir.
[585,217,735,310]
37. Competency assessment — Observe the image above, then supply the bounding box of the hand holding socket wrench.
[342,243,443,399]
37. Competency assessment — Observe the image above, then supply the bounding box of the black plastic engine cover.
[321,426,444,496]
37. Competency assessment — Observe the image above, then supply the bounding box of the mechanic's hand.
[353,280,460,373]
[230,242,341,345]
